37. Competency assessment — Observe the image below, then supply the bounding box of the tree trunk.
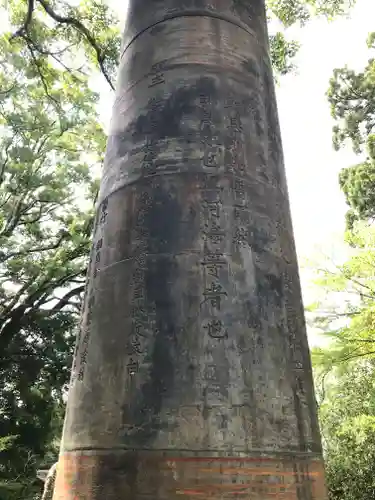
[53,1,328,499]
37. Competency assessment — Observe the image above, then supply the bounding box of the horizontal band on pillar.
[121,10,258,60]
[95,170,286,220]
[58,447,324,459]
[53,450,326,500]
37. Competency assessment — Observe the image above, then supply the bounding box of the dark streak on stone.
[136,77,218,141]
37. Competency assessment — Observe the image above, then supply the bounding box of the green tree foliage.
[268,0,356,74]
[0,22,105,500]
[313,22,375,500]
[5,0,121,90]
[308,223,375,499]
[310,224,375,371]
[268,0,355,26]
[328,32,375,228]
[3,0,356,94]
[317,364,375,500]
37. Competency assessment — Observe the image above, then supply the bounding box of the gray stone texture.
[53,1,328,499]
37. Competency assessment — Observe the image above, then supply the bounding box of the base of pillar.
[53,449,327,499]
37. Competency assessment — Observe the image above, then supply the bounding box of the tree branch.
[9,0,114,90]
[36,0,114,90]
[0,84,16,95]
[0,234,65,263]
[337,350,375,364]
[0,140,13,186]
[50,285,85,313]
[26,41,61,107]
[10,0,34,40]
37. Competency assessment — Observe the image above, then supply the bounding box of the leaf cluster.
[3,0,357,96]
[328,33,375,227]
[0,15,105,498]
[308,225,375,498]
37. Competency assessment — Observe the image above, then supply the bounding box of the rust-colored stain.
[198,467,320,476]
[158,456,323,463]
[53,452,327,500]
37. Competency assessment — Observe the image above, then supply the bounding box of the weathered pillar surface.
[54,1,328,499]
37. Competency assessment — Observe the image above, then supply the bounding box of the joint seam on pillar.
[121,11,257,60]
[59,446,324,458]
[96,166,285,210]
[96,167,286,209]
[117,58,262,100]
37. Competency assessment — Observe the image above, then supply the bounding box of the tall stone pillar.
[53,1,328,499]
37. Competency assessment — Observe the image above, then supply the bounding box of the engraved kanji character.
[149,73,165,87]
[224,95,240,108]
[127,357,139,375]
[136,211,146,227]
[233,227,249,247]
[203,146,221,168]
[86,294,95,321]
[203,282,227,310]
[79,349,87,366]
[135,252,147,268]
[133,285,144,300]
[133,322,149,338]
[233,206,243,221]
[230,140,245,164]
[199,94,211,106]
[234,178,245,192]
[126,335,143,355]
[233,180,246,202]
[204,200,221,219]
[142,161,157,175]
[149,95,162,111]
[236,161,246,175]
[139,191,152,205]
[131,304,147,321]
[100,198,108,225]
[202,243,226,265]
[132,267,144,282]
[203,319,228,339]
[100,211,108,225]
[200,122,213,144]
[206,262,222,279]
[143,139,155,161]
[204,364,216,380]
[229,111,243,133]
[95,238,103,251]
[204,220,225,244]
[201,110,212,126]
[247,310,261,329]
[151,62,164,73]
[134,226,149,240]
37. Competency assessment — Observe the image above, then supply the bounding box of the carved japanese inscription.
[55,1,328,500]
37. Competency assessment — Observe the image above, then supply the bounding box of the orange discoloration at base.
[161,456,323,463]
[52,453,97,500]
[52,451,328,500]
[198,467,321,476]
